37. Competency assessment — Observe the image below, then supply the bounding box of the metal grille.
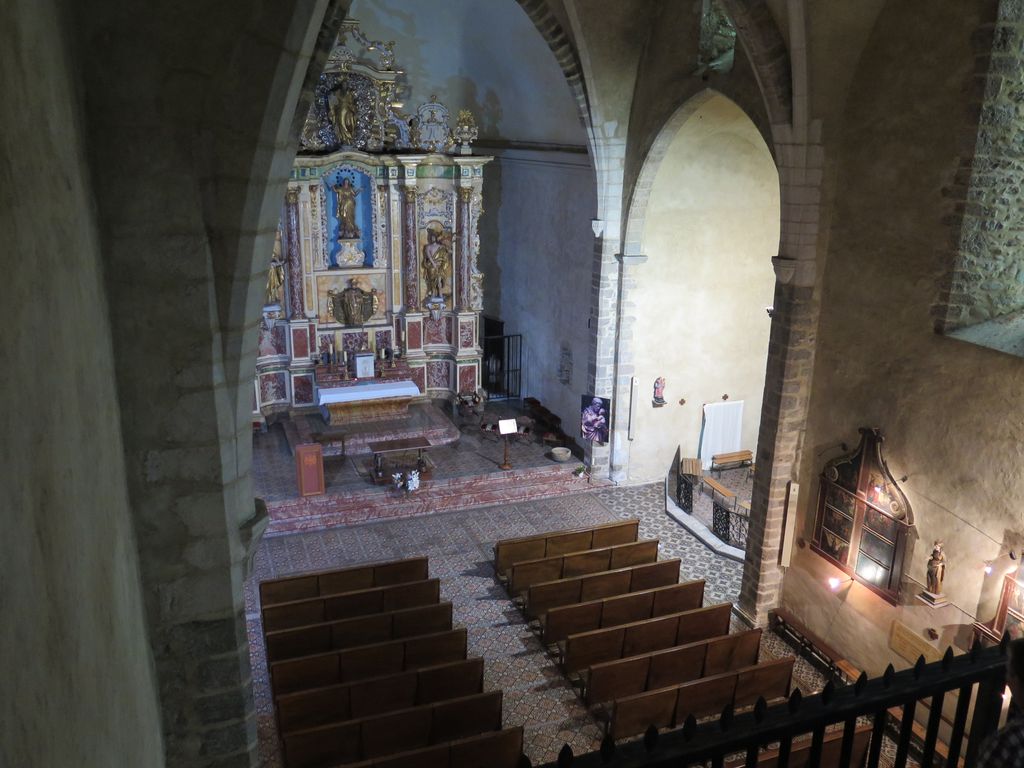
[482,334,522,401]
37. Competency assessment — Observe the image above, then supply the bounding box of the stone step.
[265,462,603,535]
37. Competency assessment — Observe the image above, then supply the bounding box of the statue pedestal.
[331,239,365,268]
[916,590,949,608]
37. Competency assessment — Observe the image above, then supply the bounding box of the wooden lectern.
[295,443,325,497]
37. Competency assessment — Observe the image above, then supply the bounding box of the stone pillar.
[403,188,419,310]
[456,186,472,311]
[284,187,303,318]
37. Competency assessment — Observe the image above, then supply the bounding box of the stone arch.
[616,89,779,485]
[717,0,793,129]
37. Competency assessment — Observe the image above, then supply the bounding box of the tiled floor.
[246,482,830,767]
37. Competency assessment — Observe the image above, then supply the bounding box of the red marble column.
[284,187,303,318]
[456,187,472,311]
[403,188,419,310]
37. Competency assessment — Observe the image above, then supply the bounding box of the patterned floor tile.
[246,481,811,767]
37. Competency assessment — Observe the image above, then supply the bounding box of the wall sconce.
[983,549,1018,575]
[828,575,854,592]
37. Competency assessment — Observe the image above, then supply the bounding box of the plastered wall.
[628,94,778,483]
[783,0,1023,675]
[479,148,597,434]
[1,0,165,764]
[350,0,587,146]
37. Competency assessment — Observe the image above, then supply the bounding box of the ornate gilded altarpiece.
[254,21,489,413]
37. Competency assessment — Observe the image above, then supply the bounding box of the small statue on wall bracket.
[926,541,946,595]
[918,540,949,608]
[652,377,667,407]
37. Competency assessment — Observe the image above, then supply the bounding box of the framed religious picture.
[354,351,375,379]
[581,395,610,444]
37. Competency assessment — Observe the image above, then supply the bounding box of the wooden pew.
[710,450,753,475]
[262,578,441,632]
[494,519,640,577]
[508,539,659,595]
[726,723,873,767]
[610,657,794,739]
[281,690,503,768]
[340,726,524,768]
[526,559,680,619]
[543,580,704,645]
[274,657,486,733]
[563,602,732,673]
[269,628,468,696]
[265,602,453,662]
[585,628,762,706]
[260,556,430,606]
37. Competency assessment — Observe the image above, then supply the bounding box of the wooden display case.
[812,428,913,604]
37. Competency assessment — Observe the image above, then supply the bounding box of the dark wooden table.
[367,437,434,484]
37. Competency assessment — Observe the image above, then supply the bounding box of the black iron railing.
[534,637,1012,768]
[483,333,522,401]
[711,502,749,549]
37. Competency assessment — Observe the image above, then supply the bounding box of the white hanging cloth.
[699,400,745,470]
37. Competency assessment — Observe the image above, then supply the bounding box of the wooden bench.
[265,602,453,662]
[585,628,762,706]
[275,657,485,733]
[281,690,503,768]
[269,627,468,696]
[725,723,873,767]
[679,457,702,479]
[508,539,659,595]
[543,580,704,645]
[562,602,733,673]
[525,559,681,620]
[493,519,640,577]
[711,450,753,475]
[262,578,441,632]
[610,657,794,739]
[701,476,736,507]
[341,727,524,768]
[260,557,429,606]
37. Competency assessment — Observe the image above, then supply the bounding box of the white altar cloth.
[317,380,421,405]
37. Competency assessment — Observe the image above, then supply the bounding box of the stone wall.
[1,0,165,764]
[479,148,597,432]
[782,0,1023,676]
[940,0,1024,333]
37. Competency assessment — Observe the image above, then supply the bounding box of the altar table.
[318,380,421,425]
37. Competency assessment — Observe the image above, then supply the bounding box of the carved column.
[456,187,472,311]
[403,188,419,310]
[284,187,303,318]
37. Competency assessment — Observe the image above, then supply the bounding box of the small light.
[985,564,994,575]
[828,577,842,591]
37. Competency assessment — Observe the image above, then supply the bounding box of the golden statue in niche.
[421,221,451,301]
[265,228,285,306]
[330,88,357,145]
[332,178,361,240]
